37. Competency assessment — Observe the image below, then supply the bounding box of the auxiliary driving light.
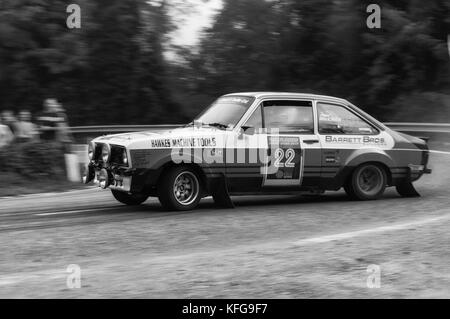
[98,168,109,189]
[101,144,111,163]
[88,141,95,161]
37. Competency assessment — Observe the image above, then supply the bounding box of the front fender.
[150,150,216,176]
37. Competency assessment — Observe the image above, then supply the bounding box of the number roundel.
[274,148,295,168]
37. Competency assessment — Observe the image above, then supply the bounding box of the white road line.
[293,213,450,246]
[429,150,450,155]
[35,207,112,216]
[393,148,450,155]
[0,187,99,201]
[0,272,65,287]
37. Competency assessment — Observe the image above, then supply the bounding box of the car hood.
[93,126,228,148]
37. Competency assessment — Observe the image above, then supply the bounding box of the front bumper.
[83,164,133,192]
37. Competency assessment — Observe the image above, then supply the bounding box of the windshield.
[194,96,255,129]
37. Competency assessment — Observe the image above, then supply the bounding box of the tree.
[172,0,449,121]
[0,0,180,125]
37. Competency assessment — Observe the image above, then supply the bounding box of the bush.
[388,92,450,123]
[0,141,67,180]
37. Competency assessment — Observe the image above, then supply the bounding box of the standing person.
[37,98,66,141]
[1,110,19,138]
[0,118,14,148]
[53,100,73,144]
[16,110,38,142]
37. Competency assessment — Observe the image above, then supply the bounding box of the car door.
[226,99,322,192]
[260,100,321,188]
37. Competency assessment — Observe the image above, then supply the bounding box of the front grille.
[110,145,126,166]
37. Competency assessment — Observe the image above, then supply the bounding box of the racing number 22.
[274,148,295,168]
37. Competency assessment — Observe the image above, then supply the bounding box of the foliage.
[172,0,450,121]
[0,0,449,124]
[0,0,180,125]
[0,141,66,179]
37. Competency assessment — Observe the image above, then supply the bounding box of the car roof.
[224,92,349,104]
[224,92,386,130]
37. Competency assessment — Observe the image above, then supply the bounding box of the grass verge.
[0,172,87,197]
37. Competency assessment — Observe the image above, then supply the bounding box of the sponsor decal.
[219,96,252,105]
[151,137,217,148]
[264,136,303,186]
[325,135,386,145]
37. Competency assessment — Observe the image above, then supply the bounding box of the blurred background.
[0,0,449,125]
[0,0,449,195]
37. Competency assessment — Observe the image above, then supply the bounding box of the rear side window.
[317,102,378,135]
[263,100,314,134]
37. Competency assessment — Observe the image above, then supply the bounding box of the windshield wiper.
[205,122,228,129]
[184,121,204,128]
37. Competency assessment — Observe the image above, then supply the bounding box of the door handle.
[303,139,319,144]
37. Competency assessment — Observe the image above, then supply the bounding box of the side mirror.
[241,126,255,136]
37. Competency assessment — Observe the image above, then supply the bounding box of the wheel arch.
[340,150,395,187]
[155,161,209,194]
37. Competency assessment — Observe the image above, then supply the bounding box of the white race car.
[84,92,431,210]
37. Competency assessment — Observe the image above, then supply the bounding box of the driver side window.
[243,100,315,134]
[263,100,314,134]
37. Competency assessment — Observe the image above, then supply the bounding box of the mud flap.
[211,177,234,208]
[396,181,420,198]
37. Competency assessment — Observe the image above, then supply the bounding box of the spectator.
[37,98,72,143]
[53,101,72,144]
[15,110,38,142]
[0,118,14,148]
[1,110,19,137]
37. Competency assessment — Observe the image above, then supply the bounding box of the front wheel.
[111,190,149,206]
[344,164,387,200]
[158,166,202,211]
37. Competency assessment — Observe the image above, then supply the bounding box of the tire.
[344,163,387,200]
[158,166,202,211]
[111,190,149,206]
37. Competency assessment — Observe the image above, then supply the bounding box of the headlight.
[101,144,111,163]
[88,142,95,161]
[123,149,128,165]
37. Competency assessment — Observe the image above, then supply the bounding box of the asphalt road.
[1,149,449,298]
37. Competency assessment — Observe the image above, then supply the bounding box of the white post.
[65,153,81,182]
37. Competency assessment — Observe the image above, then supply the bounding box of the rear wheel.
[158,166,202,211]
[345,164,387,200]
[111,190,149,205]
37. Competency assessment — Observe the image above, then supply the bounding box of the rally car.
[83,92,432,211]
